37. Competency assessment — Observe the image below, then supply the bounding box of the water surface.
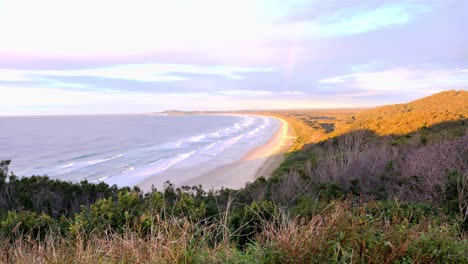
[0,114,279,186]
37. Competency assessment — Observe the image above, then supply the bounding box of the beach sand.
[138,116,295,191]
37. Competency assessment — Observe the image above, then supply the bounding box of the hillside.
[1,91,467,263]
[333,90,467,136]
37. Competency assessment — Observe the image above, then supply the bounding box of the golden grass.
[332,90,468,136]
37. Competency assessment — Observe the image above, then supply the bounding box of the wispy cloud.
[215,90,304,97]
[0,64,276,86]
[313,3,429,37]
[319,67,468,92]
[275,2,431,40]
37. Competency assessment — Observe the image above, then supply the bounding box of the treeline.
[0,160,119,218]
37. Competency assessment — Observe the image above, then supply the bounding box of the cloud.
[0,0,466,115]
[0,0,431,58]
[319,67,468,93]
[276,2,430,39]
[216,90,273,97]
[0,0,268,54]
[0,64,276,87]
[317,4,425,36]
[215,90,303,97]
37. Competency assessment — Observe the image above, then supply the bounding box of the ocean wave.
[150,150,195,168]
[241,116,256,127]
[207,131,221,137]
[71,116,269,178]
[217,118,253,136]
[158,140,184,150]
[60,163,75,169]
[56,153,100,164]
[122,166,135,174]
[188,135,206,142]
[97,175,109,181]
[245,117,272,138]
[87,154,123,165]
[104,150,196,186]
[184,117,269,160]
[202,134,245,156]
[57,154,123,173]
[201,141,217,151]
[151,116,260,151]
[247,127,261,137]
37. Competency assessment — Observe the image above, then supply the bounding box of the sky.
[1,0,467,115]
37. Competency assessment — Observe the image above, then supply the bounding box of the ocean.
[0,114,279,187]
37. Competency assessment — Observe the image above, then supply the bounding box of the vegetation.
[332,90,467,137]
[0,90,467,263]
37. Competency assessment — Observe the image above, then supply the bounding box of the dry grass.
[259,200,468,263]
[2,199,466,263]
[253,90,467,147]
[332,90,468,137]
[0,216,241,263]
[251,109,362,148]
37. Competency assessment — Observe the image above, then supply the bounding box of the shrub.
[0,210,60,241]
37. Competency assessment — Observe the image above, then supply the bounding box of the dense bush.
[262,122,468,225]
[0,165,118,218]
[1,196,466,263]
[0,154,467,263]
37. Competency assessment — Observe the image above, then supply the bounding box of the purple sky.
[1,0,467,115]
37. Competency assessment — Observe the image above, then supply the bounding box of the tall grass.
[259,200,468,263]
[1,199,466,263]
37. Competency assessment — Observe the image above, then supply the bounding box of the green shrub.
[0,210,59,240]
[317,182,344,200]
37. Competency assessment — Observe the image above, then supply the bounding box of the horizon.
[1,0,468,115]
[1,89,461,117]
[1,105,376,117]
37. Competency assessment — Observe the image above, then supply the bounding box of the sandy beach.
[138,115,295,191]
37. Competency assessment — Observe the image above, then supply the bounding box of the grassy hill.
[333,90,467,136]
[265,91,467,226]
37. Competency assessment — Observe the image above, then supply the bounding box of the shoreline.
[242,115,295,179]
[138,115,295,191]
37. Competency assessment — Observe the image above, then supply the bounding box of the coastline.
[242,115,295,179]
[138,115,295,191]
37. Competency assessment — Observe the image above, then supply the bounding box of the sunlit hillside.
[333,90,467,136]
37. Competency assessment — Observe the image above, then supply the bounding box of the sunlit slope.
[332,90,467,136]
